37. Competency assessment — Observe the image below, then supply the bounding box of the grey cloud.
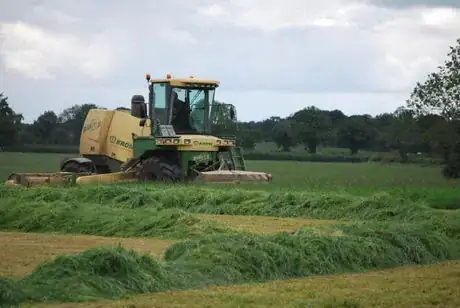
[3,70,142,123]
[369,0,460,8]
[0,0,383,94]
[1,0,458,123]
[104,24,381,94]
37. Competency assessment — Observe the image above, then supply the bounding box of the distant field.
[0,151,457,191]
[253,141,379,156]
[247,160,458,190]
[0,152,70,180]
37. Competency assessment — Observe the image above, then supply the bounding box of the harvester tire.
[136,157,181,182]
[61,161,92,173]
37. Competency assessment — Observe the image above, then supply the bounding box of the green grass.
[1,152,458,192]
[1,184,455,223]
[0,152,70,181]
[1,181,459,305]
[1,221,459,306]
[36,261,458,308]
[0,195,234,240]
[246,160,459,190]
[0,151,459,306]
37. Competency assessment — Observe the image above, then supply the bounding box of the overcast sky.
[0,0,459,122]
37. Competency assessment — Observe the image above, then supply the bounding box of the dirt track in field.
[0,231,175,277]
[0,215,344,277]
[199,214,344,234]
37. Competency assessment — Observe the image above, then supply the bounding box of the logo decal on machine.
[82,119,102,133]
[109,135,133,150]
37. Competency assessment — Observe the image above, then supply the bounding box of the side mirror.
[139,119,146,127]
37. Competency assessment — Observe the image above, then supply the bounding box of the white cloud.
[198,4,229,17]
[0,22,116,80]
[193,0,460,95]
[158,28,197,46]
[1,0,460,123]
[197,0,368,31]
[370,6,460,92]
[32,6,81,25]
[421,7,458,28]
[310,17,347,28]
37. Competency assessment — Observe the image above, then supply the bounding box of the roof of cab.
[149,77,220,87]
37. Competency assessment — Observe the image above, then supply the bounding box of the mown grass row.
[1,185,459,241]
[1,183,459,305]
[0,200,234,241]
[1,184,457,224]
[1,221,459,306]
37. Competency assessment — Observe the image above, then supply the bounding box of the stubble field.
[0,152,459,307]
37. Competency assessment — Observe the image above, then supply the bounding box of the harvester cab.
[5,74,272,187]
[142,73,226,138]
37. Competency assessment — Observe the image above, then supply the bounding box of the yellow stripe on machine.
[75,171,136,185]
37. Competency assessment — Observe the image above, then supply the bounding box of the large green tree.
[290,106,332,154]
[32,111,59,144]
[407,38,460,177]
[337,115,376,155]
[272,119,296,152]
[0,93,23,147]
[407,38,460,120]
[385,107,421,162]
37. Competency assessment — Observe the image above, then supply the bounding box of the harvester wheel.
[136,157,181,182]
[61,161,92,173]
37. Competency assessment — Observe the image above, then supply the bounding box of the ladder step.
[230,147,246,171]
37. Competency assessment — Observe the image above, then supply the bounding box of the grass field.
[29,261,460,308]
[0,151,459,307]
[1,152,458,191]
[253,141,380,156]
[0,232,175,278]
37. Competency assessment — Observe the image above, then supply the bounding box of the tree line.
[1,38,459,177]
[0,95,427,157]
[0,101,98,147]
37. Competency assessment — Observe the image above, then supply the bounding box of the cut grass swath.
[1,222,459,306]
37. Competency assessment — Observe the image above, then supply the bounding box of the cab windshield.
[171,87,215,134]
